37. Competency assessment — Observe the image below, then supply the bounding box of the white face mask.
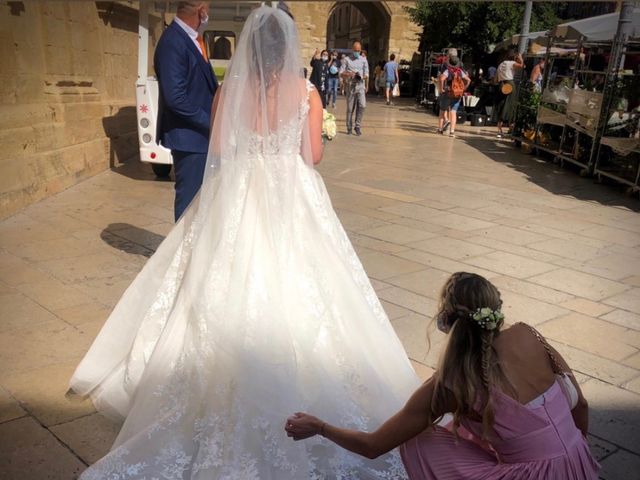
[322,56,328,61]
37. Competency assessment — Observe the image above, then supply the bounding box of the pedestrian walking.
[339,41,369,136]
[362,50,370,93]
[373,61,384,96]
[435,49,458,136]
[437,55,470,137]
[384,54,399,106]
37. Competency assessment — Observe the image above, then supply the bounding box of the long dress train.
[70,7,420,479]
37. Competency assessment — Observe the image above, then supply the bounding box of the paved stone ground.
[1,97,639,479]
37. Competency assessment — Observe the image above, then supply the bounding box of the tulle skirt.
[70,153,420,479]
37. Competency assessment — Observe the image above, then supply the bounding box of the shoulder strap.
[518,322,564,374]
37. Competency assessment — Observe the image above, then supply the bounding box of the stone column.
[287,2,331,65]
[387,3,421,62]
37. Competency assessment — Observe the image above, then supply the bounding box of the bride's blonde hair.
[427,272,512,438]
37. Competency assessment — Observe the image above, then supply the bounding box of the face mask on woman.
[322,55,328,62]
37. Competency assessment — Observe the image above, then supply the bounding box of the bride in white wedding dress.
[70,5,420,479]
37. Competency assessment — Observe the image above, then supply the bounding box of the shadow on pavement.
[462,136,640,211]
[396,111,639,210]
[100,223,164,257]
[110,159,174,183]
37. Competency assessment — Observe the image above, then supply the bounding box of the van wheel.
[151,163,172,178]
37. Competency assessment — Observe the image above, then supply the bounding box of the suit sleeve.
[155,39,210,132]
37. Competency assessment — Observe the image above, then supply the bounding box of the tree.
[405,1,567,63]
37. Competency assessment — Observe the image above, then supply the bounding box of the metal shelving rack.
[593,39,640,194]
[510,6,640,196]
[558,40,612,175]
[511,52,547,144]
[516,36,622,178]
[417,50,444,112]
[516,38,578,164]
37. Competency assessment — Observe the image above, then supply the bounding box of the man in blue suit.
[154,1,218,221]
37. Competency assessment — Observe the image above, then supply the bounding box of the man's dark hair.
[390,53,396,61]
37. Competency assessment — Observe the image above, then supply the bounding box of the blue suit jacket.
[154,21,218,154]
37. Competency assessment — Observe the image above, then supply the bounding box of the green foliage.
[513,82,541,135]
[405,1,567,59]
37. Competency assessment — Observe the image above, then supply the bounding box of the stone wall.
[386,3,422,61]
[0,1,419,219]
[0,1,162,219]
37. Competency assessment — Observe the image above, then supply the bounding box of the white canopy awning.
[494,30,548,52]
[551,8,640,42]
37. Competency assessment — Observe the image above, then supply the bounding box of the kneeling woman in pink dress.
[286,272,600,479]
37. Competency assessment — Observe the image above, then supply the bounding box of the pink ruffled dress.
[400,379,600,479]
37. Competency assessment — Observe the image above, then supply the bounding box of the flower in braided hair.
[470,307,505,330]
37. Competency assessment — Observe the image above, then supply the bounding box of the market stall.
[593,38,640,191]
[514,9,640,193]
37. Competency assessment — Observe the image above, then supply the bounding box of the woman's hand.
[285,412,324,441]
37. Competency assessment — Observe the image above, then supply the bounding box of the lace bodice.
[245,80,315,158]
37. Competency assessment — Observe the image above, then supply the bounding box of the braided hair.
[428,272,511,438]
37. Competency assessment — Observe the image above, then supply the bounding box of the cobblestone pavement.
[1,97,639,479]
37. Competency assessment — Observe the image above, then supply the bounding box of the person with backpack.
[437,56,470,137]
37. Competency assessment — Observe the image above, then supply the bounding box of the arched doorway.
[326,2,390,69]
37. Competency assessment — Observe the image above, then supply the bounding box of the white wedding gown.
[71,7,420,479]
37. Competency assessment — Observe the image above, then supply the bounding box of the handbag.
[500,82,513,95]
[392,83,400,97]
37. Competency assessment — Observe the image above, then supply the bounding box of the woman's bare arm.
[438,72,447,95]
[209,88,223,155]
[307,87,324,165]
[286,378,441,459]
[210,88,223,131]
[514,54,525,69]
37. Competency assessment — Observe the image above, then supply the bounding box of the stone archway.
[326,2,391,69]
[287,1,420,65]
